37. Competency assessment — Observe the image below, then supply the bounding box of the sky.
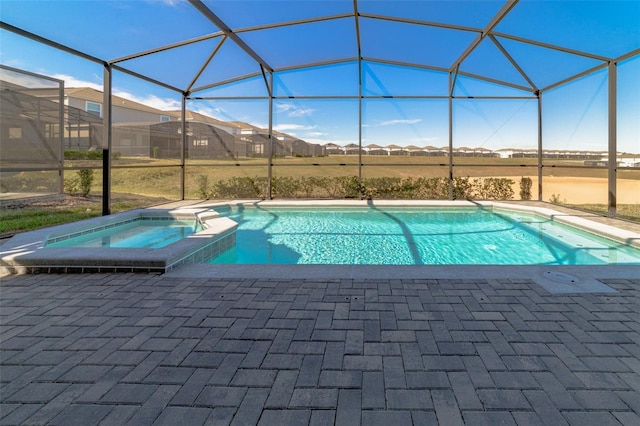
[1,0,639,153]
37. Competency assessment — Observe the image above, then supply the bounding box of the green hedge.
[64,150,121,160]
[200,175,518,200]
[64,150,102,160]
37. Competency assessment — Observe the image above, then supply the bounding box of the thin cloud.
[274,124,317,132]
[0,58,26,70]
[377,118,422,126]
[192,105,226,118]
[276,104,293,112]
[0,68,57,88]
[288,108,315,117]
[145,0,186,6]
[50,73,102,91]
[113,90,181,111]
[276,103,315,117]
[50,73,180,111]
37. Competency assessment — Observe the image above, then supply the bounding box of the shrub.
[549,193,565,204]
[362,177,402,199]
[520,177,533,200]
[333,176,360,198]
[211,177,267,199]
[273,176,301,198]
[362,177,427,199]
[474,177,514,200]
[418,177,449,199]
[63,176,79,195]
[64,169,94,197]
[64,150,103,160]
[397,177,423,199]
[77,169,95,197]
[298,176,328,198]
[452,177,473,200]
[201,175,523,201]
[196,174,211,199]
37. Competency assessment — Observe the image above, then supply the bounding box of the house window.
[9,127,23,140]
[160,115,170,122]
[86,101,102,118]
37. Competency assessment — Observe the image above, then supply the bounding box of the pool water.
[209,207,640,265]
[46,219,200,249]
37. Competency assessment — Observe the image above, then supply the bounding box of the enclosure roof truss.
[3,0,636,97]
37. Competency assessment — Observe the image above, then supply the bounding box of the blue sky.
[1,0,638,153]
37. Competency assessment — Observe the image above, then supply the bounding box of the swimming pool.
[2,200,639,277]
[0,208,237,274]
[45,217,201,249]
[209,204,640,265]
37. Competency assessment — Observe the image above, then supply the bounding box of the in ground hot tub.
[0,208,237,274]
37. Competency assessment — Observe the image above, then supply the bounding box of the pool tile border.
[45,215,197,245]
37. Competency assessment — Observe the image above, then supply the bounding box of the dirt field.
[526,177,640,204]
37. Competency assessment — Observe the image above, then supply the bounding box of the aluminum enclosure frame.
[1,0,638,216]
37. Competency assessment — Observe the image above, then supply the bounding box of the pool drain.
[543,271,579,285]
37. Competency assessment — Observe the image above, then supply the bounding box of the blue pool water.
[46,219,200,249]
[209,207,640,265]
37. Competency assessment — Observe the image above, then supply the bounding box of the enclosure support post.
[58,80,65,195]
[180,95,187,200]
[358,60,363,199]
[354,0,363,199]
[267,72,274,200]
[448,72,454,200]
[102,63,112,216]
[537,91,543,201]
[607,61,617,217]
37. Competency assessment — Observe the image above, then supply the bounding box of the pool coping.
[0,208,237,274]
[167,263,637,294]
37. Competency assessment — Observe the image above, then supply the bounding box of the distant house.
[387,144,407,155]
[292,138,323,157]
[405,145,425,156]
[65,88,175,124]
[344,143,362,155]
[423,146,447,157]
[61,88,176,156]
[323,143,345,155]
[496,148,537,159]
[57,89,323,159]
[584,157,640,167]
[167,110,247,158]
[1,83,105,154]
[0,82,64,166]
[8,78,630,163]
[364,144,386,155]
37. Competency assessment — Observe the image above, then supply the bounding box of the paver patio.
[1,273,639,425]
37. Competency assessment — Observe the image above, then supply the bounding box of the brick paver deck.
[1,273,639,425]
